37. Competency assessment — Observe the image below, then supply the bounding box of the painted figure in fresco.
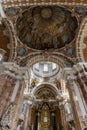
[57,82,61,90]
[55,79,61,90]
[17,6,78,50]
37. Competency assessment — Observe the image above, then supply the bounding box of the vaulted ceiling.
[16,6,78,50]
[0,0,87,105]
[0,1,87,65]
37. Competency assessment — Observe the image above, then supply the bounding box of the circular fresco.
[16,6,78,50]
[41,7,52,19]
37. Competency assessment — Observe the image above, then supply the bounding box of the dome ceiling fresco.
[16,6,78,50]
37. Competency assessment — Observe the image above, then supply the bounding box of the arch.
[76,18,87,62]
[19,51,75,68]
[31,82,59,97]
[26,54,65,68]
[2,19,16,61]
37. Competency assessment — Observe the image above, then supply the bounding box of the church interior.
[0,0,87,130]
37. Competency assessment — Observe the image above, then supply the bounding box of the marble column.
[67,78,85,130]
[0,75,14,119]
[73,79,86,117]
[77,74,87,106]
[10,80,24,130]
[10,80,20,103]
[60,105,68,130]
[23,104,32,130]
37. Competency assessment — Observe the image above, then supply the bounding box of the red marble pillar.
[0,74,15,119]
[67,79,85,130]
[60,105,68,130]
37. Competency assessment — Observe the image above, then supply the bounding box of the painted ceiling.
[16,6,78,50]
[0,21,10,61]
[0,1,87,64]
[34,85,56,100]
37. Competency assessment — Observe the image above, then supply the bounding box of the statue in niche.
[30,81,35,88]
[30,79,37,89]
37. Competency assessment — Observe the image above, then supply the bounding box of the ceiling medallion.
[16,6,78,50]
[41,7,52,19]
[6,7,20,16]
[17,47,26,57]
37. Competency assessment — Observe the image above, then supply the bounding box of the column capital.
[0,62,26,80]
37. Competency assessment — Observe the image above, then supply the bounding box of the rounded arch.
[27,54,65,68]
[19,50,76,68]
[76,17,87,62]
[31,82,59,97]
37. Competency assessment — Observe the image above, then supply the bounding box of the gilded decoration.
[40,104,51,130]
[16,6,78,50]
[35,87,56,100]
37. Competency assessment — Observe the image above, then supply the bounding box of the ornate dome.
[16,6,78,50]
[32,62,59,77]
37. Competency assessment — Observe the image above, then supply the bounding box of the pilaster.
[59,105,68,130]
[10,80,24,130]
[23,103,32,130]
[67,78,85,130]
[0,1,6,18]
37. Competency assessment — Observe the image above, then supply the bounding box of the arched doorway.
[30,84,62,130]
